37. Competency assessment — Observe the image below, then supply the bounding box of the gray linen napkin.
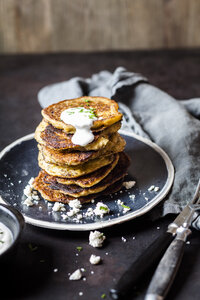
[38,67,200,229]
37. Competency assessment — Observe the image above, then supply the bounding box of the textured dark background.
[0,50,200,300]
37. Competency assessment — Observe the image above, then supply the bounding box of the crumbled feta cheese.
[85,207,94,218]
[24,198,34,207]
[69,199,82,209]
[23,178,40,205]
[52,202,66,212]
[123,206,130,214]
[117,200,131,214]
[23,185,33,197]
[67,210,76,217]
[148,185,155,191]
[89,254,101,265]
[76,214,83,220]
[67,200,82,217]
[121,237,127,242]
[79,292,83,296]
[129,194,135,200]
[61,214,68,220]
[117,199,123,205]
[53,268,58,272]
[94,202,110,218]
[28,177,34,185]
[154,186,160,192]
[69,269,82,280]
[123,181,136,189]
[89,231,106,248]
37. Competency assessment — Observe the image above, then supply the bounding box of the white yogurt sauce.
[60,107,97,146]
[0,222,13,255]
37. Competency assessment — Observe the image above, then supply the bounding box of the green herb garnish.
[0,240,4,243]
[28,243,38,252]
[84,99,90,103]
[101,294,106,299]
[100,206,108,211]
[121,204,130,209]
[76,246,83,252]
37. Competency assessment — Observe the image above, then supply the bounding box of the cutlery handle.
[145,228,191,300]
[110,232,174,299]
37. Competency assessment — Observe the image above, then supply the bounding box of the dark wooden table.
[0,50,200,300]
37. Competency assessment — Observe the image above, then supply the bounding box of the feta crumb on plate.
[67,199,82,217]
[148,185,160,192]
[154,186,160,192]
[148,185,155,191]
[69,269,82,280]
[69,199,82,209]
[89,231,106,248]
[94,202,110,218]
[89,254,101,265]
[24,198,34,207]
[52,202,66,212]
[123,181,136,189]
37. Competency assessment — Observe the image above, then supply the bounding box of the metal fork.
[145,180,200,300]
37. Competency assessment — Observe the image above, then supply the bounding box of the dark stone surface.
[0,50,200,300]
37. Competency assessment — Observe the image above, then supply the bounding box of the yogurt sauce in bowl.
[0,222,13,255]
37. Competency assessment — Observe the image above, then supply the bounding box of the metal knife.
[110,180,200,300]
[145,180,200,300]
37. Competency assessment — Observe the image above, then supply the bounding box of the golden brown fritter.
[35,119,121,151]
[38,152,117,178]
[42,96,122,133]
[33,171,124,204]
[41,152,130,197]
[39,133,125,165]
[56,154,119,187]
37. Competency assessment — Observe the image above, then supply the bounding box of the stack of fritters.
[33,96,130,204]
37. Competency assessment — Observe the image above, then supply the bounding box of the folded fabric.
[38,67,200,229]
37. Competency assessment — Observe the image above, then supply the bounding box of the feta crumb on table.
[89,254,101,265]
[69,269,82,280]
[89,231,106,248]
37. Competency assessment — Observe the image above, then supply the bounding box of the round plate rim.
[0,131,174,231]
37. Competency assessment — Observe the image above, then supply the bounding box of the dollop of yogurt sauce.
[0,222,13,255]
[60,107,97,146]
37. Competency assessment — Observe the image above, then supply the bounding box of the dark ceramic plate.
[0,131,174,230]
